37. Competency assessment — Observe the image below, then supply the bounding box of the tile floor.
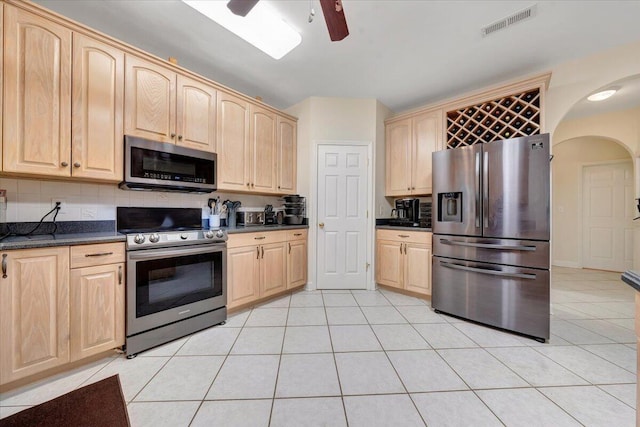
[0,267,636,426]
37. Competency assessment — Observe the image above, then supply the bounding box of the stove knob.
[133,233,146,244]
[149,233,160,243]
[204,230,215,239]
[216,230,224,239]
[180,233,188,240]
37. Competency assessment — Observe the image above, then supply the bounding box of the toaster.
[236,208,265,226]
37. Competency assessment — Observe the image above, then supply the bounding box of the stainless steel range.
[117,207,227,357]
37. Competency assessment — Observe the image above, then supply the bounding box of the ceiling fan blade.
[319,0,349,41]
[227,0,260,17]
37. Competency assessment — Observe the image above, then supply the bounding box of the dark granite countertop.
[376,225,432,232]
[0,232,126,251]
[225,224,309,234]
[621,270,640,292]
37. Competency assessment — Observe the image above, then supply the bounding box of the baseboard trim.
[552,260,581,269]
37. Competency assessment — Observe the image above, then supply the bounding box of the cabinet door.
[276,116,297,194]
[287,239,307,288]
[176,75,216,153]
[375,239,403,288]
[250,105,277,193]
[217,92,250,191]
[404,243,431,295]
[71,33,124,181]
[124,54,176,143]
[260,242,287,298]
[3,6,71,177]
[0,247,70,384]
[411,110,442,195]
[70,263,124,361]
[227,245,260,309]
[385,119,411,196]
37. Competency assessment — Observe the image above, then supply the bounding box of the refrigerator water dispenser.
[438,192,462,222]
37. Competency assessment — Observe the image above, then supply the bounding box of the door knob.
[319,222,324,228]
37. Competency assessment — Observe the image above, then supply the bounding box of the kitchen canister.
[209,214,220,228]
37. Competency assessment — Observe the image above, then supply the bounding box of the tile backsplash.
[0,177,285,223]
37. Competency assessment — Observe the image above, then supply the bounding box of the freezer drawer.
[432,256,549,340]
[433,234,549,269]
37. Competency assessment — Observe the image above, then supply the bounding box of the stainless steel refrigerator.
[432,133,550,341]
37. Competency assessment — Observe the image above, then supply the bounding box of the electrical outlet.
[51,198,68,215]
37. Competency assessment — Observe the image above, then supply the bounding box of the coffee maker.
[390,198,420,227]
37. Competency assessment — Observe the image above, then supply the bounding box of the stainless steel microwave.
[120,135,216,193]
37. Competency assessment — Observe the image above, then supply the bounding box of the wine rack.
[446,88,541,149]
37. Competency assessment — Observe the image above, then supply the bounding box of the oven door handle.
[128,245,223,261]
[439,261,536,280]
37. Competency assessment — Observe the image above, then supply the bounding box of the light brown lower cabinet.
[375,229,432,296]
[227,229,307,310]
[0,243,125,386]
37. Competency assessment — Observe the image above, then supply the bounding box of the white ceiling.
[34,0,640,115]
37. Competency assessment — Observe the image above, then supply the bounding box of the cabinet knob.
[170,133,176,138]
[247,183,250,187]
[412,186,415,190]
[73,162,81,168]
[178,135,183,141]
[61,162,69,167]
[407,187,410,190]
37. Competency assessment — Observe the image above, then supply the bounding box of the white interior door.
[582,161,634,272]
[317,145,369,289]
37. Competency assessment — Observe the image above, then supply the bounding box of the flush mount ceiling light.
[587,89,617,102]
[182,0,301,60]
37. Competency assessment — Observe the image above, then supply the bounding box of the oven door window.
[135,250,223,318]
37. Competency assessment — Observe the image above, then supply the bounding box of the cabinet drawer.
[70,242,125,268]
[376,229,431,245]
[228,231,287,248]
[286,229,307,241]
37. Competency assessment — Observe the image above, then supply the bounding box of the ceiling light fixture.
[182,0,301,60]
[587,89,617,102]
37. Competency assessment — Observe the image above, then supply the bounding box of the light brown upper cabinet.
[250,105,277,192]
[3,6,72,177]
[3,6,124,182]
[385,109,442,196]
[277,116,297,194]
[217,91,251,191]
[72,33,124,181]
[124,54,216,152]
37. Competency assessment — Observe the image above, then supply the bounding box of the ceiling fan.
[227,0,349,41]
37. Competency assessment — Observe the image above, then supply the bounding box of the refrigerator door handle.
[475,151,481,228]
[439,238,537,252]
[483,151,489,229]
[439,261,537,280]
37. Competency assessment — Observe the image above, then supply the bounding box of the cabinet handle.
[118,266,122,285]
[261,246,264,259]
[412,186,415,190]
[399,244,402,254]
[170,133,176,138]
[247,183,250,187]
[398,235,410,238]
[254,236,266,240]
[73,162,81,168]
[289,242,291,254]
[61,162,69,167]
[294,233,302,236]
[278,186,281,189]
[407,187,410,190]
[404,243,407,254]
[2,254,7,279]
[257,246,260,259]
[85,252,113,257]
[178,135,183,141]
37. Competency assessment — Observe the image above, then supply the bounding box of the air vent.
[481,4,537,37]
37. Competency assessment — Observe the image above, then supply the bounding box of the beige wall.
[552,137,630,267]
[285,96,391,288]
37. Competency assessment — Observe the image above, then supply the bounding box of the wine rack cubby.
[446,88,541,149]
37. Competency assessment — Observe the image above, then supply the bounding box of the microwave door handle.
[128,245,223,261]
[439,261,536,280]
[483,150,489,229]
[475,151,481,228]
[439,239,536,252]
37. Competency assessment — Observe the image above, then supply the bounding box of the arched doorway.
[552,136,633,271]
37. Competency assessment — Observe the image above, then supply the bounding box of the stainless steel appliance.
[432,133,550,341]
[120,135,217,193]
[236,208,265,226]
[390,198,420,227]
[118,207,227,356]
